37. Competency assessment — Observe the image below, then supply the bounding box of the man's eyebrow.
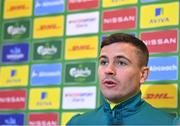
[114,55,132,63]
[99,55,131,63]
[99,55,107,60]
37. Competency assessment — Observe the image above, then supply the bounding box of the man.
[67,33,178,125]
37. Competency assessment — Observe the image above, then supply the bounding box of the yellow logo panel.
[0,65,29,87]
[102,0,137,8]
[33,16,64,39]
[4,0,32,19]
[140,2,179,28]
[141,84,177,108]
[29,88,60,110]
[61,112,82,125]
[65,36,98,60]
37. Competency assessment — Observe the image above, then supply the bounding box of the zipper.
[112,110,116,118]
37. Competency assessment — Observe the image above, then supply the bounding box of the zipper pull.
[112,110,116,118]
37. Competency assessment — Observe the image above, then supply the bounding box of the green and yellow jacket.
[67,92,179,125]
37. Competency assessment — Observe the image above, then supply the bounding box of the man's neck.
[106,92,140,110]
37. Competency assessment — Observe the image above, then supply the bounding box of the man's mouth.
[103,79,117,88]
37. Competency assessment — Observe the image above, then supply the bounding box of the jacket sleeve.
[66,114,81,126]
[173,116,180,125]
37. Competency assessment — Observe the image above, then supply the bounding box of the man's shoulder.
[66,105,105,125]
[136,101,176,124]
[143,101,174,118]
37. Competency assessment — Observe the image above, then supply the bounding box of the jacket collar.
[103,92,144,117]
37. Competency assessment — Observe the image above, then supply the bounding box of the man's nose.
[105,63,116,75]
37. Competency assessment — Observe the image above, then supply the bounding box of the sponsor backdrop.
[0,0,179,125]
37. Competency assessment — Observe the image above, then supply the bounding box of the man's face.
[98,42,149,103]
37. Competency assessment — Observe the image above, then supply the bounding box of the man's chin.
[102,92,126,103]
[103,94,119,102]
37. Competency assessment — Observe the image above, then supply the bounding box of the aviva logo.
[140,2,179,28]
[0,65,29,87]
[29,88,60,110]
[155,8,163,16]
[10,69,17,77]
[41,92,47,100]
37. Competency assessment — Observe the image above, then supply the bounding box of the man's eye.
[116,60,127,66]
[100,60,107,65]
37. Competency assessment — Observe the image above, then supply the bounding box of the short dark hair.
[101,33,149,67]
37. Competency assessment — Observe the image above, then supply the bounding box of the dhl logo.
[71,45,93,51]
[39,24,60,31]
[8,5,27,11]
[143,93,173,99]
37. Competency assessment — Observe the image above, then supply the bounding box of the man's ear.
[140,67,150,84]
